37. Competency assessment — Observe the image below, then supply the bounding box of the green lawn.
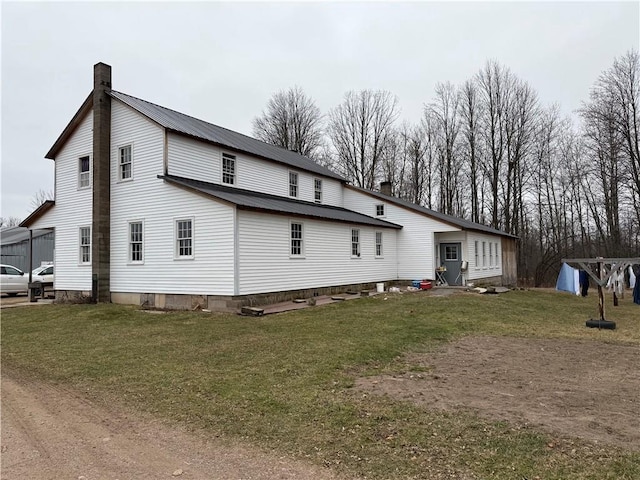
[2,290,639,479]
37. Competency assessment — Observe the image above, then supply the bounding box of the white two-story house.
[22,63,516,310]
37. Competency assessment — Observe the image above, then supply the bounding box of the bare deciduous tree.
[252,86,324,158]
[30,189,54,210]
[0,217,22,228]
[328,90,399,189]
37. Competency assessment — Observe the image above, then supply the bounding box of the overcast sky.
[1,1,638,222]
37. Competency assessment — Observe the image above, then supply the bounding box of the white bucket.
[376,283,385,293]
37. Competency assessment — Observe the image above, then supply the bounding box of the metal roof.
[1,226,53,246]
[109,91,345,182]
[160,175,402,229]
[346,185,517,239]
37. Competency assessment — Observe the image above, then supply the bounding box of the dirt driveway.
[1,372,343,480]
[357,336,640,450]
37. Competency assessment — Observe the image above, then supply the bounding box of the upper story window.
[78,156,91,189]
[375,231,383,257]
[351,228,360,257]
[79,226,91,264]
[289,171,298,198]
[314,178,322,203]
[290,222,304,257]
[129,221,143,263]
[376,204,385,217]
[119,145,132,181]
[222,153,235,185]
[175,218,194,259]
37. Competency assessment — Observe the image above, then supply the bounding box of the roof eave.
[45,92,93,160]
[20,200,55,227]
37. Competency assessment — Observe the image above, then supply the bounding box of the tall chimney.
[380,181,392,196]
[92,62,112,303]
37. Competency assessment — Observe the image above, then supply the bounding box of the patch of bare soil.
[356,336,640,450]
[1,372,343,480]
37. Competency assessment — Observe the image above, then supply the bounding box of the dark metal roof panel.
[1,226,53,246]
[110,91,345,182]
[346,185,517,238]
[160,175,402,229]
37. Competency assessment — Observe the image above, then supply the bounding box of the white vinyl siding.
[79,226,91,264]
[166,133,344,205]
[344,188,458,280]
[110,101,235,296]
[128,221,143,263]
[222,153,235,185]
[466,232,503,281]
[26,110,94,291]
[119,144,133,181]
[237,211,398,295]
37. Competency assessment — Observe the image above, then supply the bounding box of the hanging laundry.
[630,265,636,289]
[633,265,640,306]
[579,270,589,297]
[556,263,579,295]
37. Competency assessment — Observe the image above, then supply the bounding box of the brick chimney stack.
[380,181,392,196]
[92,62,112,303]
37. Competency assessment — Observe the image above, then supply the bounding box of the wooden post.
[597,261,605,321]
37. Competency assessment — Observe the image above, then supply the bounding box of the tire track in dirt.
[1,372,344,480]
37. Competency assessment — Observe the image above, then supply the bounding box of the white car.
[1,264,28,296]
[32,264,54,283]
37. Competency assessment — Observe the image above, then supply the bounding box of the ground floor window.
[290,222,303,256]
[79,226,91,264]
[129,221,143,263]
[375,231,383,257]
[175,218,193,258]
[351,229,360,257]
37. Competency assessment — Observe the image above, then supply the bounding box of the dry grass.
[2,289,639,479]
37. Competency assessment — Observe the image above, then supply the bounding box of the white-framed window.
[290,221,304,257]
[482,241,487,267]
[314,178,322,203]
[119,145,133,181]
[78,155,91,189]
[375,204,385,217]
[129,221,144,263]
[375,231,383,257]
[351,228,360,257]
[79,226,91,264]
[495,242,500,266]
[222,152,235,185]
[289,171,298,198]
[489,242,493,267]
[175,218,194,259]
[474,240,479,267]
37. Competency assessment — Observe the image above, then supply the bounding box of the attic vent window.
[222,153,235,185]
[376,204,385,217]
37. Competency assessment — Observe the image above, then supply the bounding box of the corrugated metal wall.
[1,231,54,272]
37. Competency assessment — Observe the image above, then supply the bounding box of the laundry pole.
[562,257,640,322]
